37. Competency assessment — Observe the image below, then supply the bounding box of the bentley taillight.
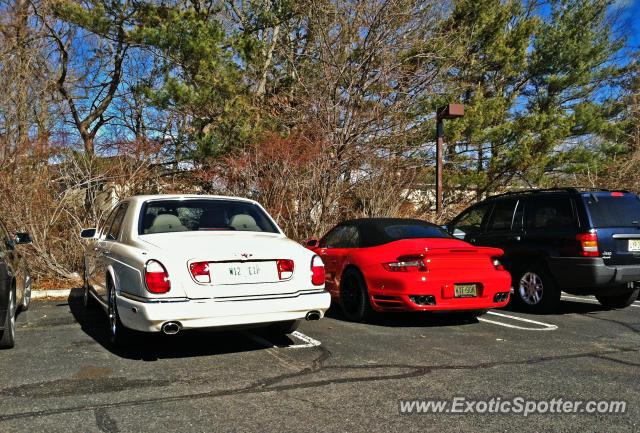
[145,260,171,293]
[311,255,325,285]
[190,261,211,283]
[277,259,294,280]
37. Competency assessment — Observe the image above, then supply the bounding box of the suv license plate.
[454,284,477,298]
[629,239,640,252]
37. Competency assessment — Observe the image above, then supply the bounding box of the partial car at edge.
[0,219,32,349]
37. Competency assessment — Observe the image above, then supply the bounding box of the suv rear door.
[523,195,579,258]
[582,192,640,266]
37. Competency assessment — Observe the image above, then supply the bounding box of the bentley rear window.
[139,199,279,235]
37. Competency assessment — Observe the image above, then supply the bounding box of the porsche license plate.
[454,284,477,298]
[629,239,640,252]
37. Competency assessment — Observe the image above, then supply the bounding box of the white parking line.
[478,311,558,331]
[561,295,640,308]
[243,330,322,349]
[289,331,322,348]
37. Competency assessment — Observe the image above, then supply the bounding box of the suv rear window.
[585,195,640,228]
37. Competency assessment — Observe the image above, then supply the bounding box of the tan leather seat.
[230,214,260,231]
[146,214,187,233]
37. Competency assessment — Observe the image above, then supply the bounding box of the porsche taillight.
[577,232,599,257]
[145,260,171,293]
[382,254,427,272]
[311,255,325,286]
[190,261,211,283]
[277,259,294,280]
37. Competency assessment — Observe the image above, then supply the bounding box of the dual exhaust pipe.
[161,322,181,335]
[305,310,321,321]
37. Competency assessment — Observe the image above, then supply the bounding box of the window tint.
[319,225,360,248]
[584,195,640,228]
[140,199,279,234]
[526,197,574,230]
[487,200,517,232]
[451,204,491,235]
[106,204,128,241]
[383,224,451,240]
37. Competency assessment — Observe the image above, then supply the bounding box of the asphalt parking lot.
[0,292,638,433]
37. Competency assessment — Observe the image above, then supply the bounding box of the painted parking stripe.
[561,295,640,308]
[478,311,558,331]
[289,331,322,348]
[243,330,322,349]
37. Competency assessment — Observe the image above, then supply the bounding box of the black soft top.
[340,218,453,247]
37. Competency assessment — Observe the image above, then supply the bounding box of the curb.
[32,289,80,300]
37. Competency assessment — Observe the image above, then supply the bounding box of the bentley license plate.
[454,284,477,298]
[211,261,271,285]
[629,239,640,252]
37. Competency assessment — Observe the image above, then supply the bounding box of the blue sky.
[612,0,640,49]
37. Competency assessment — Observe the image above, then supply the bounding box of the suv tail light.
[190,261,211,283]
[145,260,171,293]
[277,259,294,280]
[577,232,599,257]
[382,254,427,272]
[311,255,325,285]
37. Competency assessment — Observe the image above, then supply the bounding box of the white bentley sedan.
[80,195,330,345]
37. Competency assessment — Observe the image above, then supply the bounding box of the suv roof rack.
[487,187,630,200]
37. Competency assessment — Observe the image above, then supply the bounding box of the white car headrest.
[230,214,260,231]
[147,214,187,233]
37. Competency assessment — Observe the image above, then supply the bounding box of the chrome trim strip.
[119,291,189,303]
[612,234,640,239]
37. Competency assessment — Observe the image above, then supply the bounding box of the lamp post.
[436,103,464,217]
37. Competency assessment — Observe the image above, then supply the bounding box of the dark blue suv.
[447,188,640,313]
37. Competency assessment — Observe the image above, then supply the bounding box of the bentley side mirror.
[14,233,32,244]
[80,228,97,239]
[306,238,319,248]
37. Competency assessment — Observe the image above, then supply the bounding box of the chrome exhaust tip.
[305,311,321,321]
[161,322,181,335]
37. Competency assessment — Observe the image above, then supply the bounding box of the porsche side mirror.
[14,233,32,244]
[80,228,97,239]
[306,238,319,249]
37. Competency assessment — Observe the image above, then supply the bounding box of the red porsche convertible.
[306,218,511,321]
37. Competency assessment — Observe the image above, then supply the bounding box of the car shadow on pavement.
[324,306,483,328]
[498,299,610,315]
[66,289,295,361]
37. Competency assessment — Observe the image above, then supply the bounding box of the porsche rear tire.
[339,268,375,322]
